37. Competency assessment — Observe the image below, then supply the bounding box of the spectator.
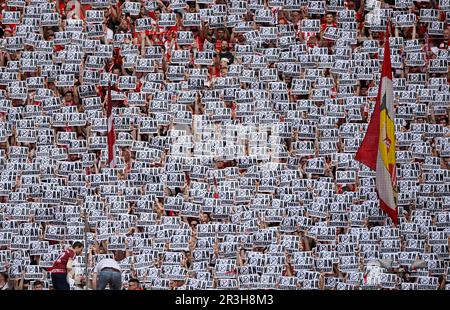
[50,241,84,290]
[92,251,124,290]
[0,272,11,290]
[33,281,44,290]
[128,279,143,291]
[218,41,234,65]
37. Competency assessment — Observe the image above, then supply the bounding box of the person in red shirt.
[321,13,337,33]
[320,13,338,48]
[50,241,84,290]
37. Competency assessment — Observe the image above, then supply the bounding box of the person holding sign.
[49,241,84,290]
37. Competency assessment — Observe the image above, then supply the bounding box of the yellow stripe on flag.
[378,109,396,174]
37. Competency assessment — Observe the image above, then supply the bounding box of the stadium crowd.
[0,0,449,290]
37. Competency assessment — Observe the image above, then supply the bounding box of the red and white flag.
[106,82,116,168]
[355,23,398,225]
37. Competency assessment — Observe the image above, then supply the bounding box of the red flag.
[355,23,398,225]
[107,82,116,168]
[213,177,219,199]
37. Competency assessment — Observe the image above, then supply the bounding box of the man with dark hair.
[218,41,234,65]
[128,278,143,290]
[50,241,84,290]
[33,280,44,290]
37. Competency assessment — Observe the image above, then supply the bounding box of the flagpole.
[82,210,89,290]
[107,81,116,169]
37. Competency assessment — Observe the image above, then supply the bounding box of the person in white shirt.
[92,251,124,290]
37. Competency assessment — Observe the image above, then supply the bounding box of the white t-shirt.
[94,259,121,274]
[106,27,114,42]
